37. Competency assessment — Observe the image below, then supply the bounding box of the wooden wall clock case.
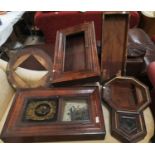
[101,12,151,142]
[52,22,100,86]
[0,87,105,142]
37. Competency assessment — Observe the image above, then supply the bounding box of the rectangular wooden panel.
[52,22,100,85]
[101,12,129,81]
[0,87,105,142]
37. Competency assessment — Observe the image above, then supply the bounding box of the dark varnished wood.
[102,76,150,142]
[101,12,129,81]
[7,47,52,89]
[52,22,100,85]
[0,87,105,142]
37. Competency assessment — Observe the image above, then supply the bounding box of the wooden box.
[101,12,151,142]
[52,22,100,85]
[0,87,105,142]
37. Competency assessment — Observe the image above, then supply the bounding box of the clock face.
[61,98,89,122]
[23,98,58,122]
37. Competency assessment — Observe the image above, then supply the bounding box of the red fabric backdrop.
[34,11,140,44]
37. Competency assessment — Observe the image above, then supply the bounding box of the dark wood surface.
[102,76,150,142]
[0,87,105,142]
[139,12,155,37]
[52,22,100,85]
[64,32,86,72]
[7,47,52,89]
[17,44,55,70]
[126,58,145,76]
[103,77,150,112]
[101,12,129,81]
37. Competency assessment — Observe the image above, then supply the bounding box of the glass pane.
[61,98,89,122]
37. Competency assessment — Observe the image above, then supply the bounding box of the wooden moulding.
[101,12,129,81]
[1,87,105,142]
[6,47,52,89]
[52,22,100,86]
[102,76,150,142]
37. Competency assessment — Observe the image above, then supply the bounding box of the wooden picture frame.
[52,22,100,85]
[1,87,105,142]
[102,76,150,142]
[7,47,52,89]
[101,12,129,81]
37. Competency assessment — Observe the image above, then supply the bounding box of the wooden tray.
[101,12,129,81]
[52,22,100,85]
[1,87,105,142]
[102,76,150,142]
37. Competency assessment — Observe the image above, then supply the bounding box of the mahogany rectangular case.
[52,22,100,85]
[0,87,105,142]
[102,76,150,142]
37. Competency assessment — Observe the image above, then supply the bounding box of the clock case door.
[101,12,151,142]
[52,22,100,86]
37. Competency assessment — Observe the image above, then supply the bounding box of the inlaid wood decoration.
[0,87,105,142]
[52,22,100,85]
[101,12,129,81]
[102,76,150,142]
[6,47,52,89]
